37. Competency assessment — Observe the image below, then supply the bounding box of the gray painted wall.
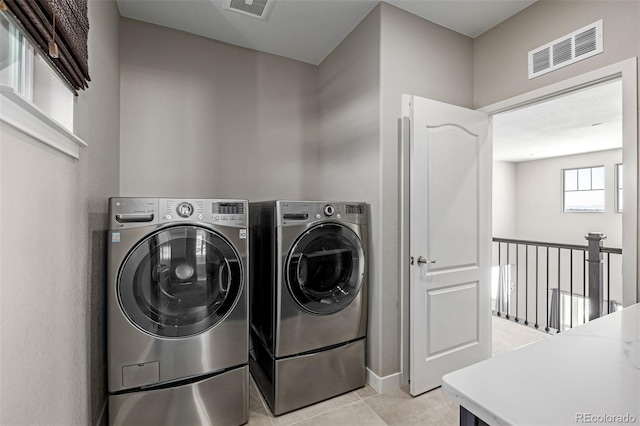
[0,1,120,424]
[493,150,624,333]
[474,1,640,108]
[119,19,319,200]
[317,4,382,376]
[317,2,474,379]
[2,5,633,420]
[515,149,623,247]
[493,160,517,239]
[119,2,475,384]
[379,2,474,378]
[475,0,639,303]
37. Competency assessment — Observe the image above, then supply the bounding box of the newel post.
[585,232,606,321]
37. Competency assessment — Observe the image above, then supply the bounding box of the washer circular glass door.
[286,223,365,314]
[118,226,243,338]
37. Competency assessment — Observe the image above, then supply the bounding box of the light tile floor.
[248,316,548,426]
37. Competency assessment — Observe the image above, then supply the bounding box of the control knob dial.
[176,202,194,218]
[323,205,335,217]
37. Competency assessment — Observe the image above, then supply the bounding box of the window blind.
[2,0,90,91]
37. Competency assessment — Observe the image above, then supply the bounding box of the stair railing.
[492,235,622,333]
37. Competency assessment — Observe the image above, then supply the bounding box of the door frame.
[399,58,638,386]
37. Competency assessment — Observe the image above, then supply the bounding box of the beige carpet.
[492,315,549,357]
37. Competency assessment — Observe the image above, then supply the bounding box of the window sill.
[0,85,86,159]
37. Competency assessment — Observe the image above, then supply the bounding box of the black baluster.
[545,247,550,332]
[583,250,586,325]
[525,245,529,326]
[557,248,561,333]
[515,244,519,323]
[607,252,611,314]
[570,249,573,329]
[497,242,501,317]
[506,243,510,320]
[535,246,539,329]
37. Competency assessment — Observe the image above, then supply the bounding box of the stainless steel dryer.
[107,198,249,426]
[249,200,368,415]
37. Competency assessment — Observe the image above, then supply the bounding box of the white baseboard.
[366,368,402,394]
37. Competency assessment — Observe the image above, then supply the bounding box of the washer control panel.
[161,199,205,222]
[210,201,247,227]
[159,199,247,227]
[109,198,247,229]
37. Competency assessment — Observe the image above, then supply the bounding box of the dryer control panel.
[277,201,367,227]
[109,198,248,229]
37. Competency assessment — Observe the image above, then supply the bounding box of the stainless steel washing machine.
[107,198,249,426]
[249,200,368,415]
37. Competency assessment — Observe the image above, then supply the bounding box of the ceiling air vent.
[528,20,603,79]
[222,0,275,21]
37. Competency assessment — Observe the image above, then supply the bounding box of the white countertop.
[442,304,640,426]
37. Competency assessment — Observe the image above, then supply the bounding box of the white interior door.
[406,95,492,396]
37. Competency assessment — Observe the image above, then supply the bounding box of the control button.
[166,214,172,220]
[323,205,335,216]
[221,216,228,220]
[176,202,194,218]
[337,214,341,219]
[230,216,236,220]
[214,216,220,220]
[316,214,321,219]
[197,214,204,220]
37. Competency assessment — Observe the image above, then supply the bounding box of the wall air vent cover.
[222,0,275,21]
[528,20,603,79]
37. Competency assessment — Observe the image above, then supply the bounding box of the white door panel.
[407,95,491,396]
[426,124,479,272]
[426,282,479,356]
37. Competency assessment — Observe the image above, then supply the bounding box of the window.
[1,2,90,91]
[1,12,73,130]
[0,12,31,96]
[563,166,605,212]
[0,12,84,158]
[615,163,623,213]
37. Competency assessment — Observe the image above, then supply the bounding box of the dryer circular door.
[286,223,365,314]
[118,226,243,338]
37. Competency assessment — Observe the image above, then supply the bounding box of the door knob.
[417,256,436,265]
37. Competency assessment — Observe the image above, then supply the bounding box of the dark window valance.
[2,0,90,91]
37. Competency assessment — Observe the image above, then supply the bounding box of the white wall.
[493,160,517,238]
[0,1,121,425]
[119,19,319,200]
[515,149,622,247]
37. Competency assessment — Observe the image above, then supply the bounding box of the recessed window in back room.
[563,166,605,212]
